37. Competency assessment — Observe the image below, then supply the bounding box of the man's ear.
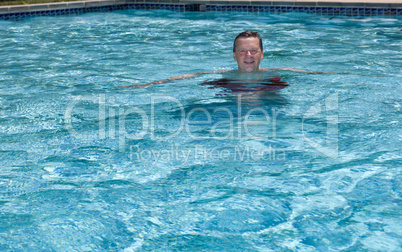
[260,51,264,61]
[233,52,237,62]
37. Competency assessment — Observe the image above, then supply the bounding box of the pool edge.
[1,0,401,19]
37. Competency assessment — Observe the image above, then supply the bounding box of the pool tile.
[294,2,315,7]
[318,2,342,7]
[68,2,86,8]
[250,1,272,6]
[272,1,293,6]
[366,3,390,8]
[48,3,69,9]
[8,6,30,13]
[341,3,365,7]
[0,1,401,20]
[210,1,230,5]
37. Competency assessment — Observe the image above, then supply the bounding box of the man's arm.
[262,68,384,77]
[119,68,379,89]
[260,68,350,74]
[119,70,231,88]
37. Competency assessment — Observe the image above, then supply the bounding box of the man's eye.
[238,50,259,55]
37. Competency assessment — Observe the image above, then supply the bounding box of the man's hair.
[233,30,263,53]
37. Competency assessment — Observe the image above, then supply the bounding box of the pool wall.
[0,0,401,20]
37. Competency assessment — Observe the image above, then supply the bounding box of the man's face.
[233,37,263,72]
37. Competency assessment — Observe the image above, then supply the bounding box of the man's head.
[233,30,264,72]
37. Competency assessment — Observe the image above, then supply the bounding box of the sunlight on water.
[0,10,401,251]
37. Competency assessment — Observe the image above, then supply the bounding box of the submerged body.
[201,76,288,93]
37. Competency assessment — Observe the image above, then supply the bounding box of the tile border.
[0,0,401,20]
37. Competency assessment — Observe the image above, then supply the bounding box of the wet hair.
[233,30,263,53]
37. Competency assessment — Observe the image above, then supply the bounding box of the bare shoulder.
[260,68,339,74]
[203,69,234,74]
[259,68,276,72]
[260,68,315,73]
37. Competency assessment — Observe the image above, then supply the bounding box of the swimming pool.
[0,9,401,251]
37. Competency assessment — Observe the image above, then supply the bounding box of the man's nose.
[245,50,253,56]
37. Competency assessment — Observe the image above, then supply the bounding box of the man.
[120,30,342,89]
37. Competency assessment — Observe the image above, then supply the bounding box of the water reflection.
[199,72,289,107]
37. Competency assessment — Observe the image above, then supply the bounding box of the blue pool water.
[0,9,401,251]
